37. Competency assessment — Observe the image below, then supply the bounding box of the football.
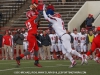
[29,4,37,10]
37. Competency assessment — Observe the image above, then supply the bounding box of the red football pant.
[27,34,39,52]
[32,0,38,4]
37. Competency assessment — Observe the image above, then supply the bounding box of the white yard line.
[0,65,70,72]
[0,68,20,72]
[0,60,98,72]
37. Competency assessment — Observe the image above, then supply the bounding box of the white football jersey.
[71,33,79,44]
[79,33,86,43]
[43,11,66,37]
[23,32,28,41]
[49,34,57,44]
[56,34,62,44]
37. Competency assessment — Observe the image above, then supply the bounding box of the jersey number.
[75,37,78,40]
[26,22,32,31]
[81,37,85,40]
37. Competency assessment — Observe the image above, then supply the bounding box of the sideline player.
[43,5,87,68]
[15,4,42,67]
[78,29,87,54]
[49,30,58,59]
[71,28,80,52]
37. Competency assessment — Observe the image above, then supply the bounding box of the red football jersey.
[91,34,100,51]
[26,10,38,19]
[25,15,38,35]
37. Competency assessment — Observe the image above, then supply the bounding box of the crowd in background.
[0,26,98,61]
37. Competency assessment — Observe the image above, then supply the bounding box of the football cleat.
[34,63,42,67]
[16,57,21,66]
[69,60,77,68]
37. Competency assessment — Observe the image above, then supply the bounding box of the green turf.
[0,60,99,75]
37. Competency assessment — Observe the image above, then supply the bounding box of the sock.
[34,60,39,64]
[34,56,39,60]
[71,50,82,58]
[66,53,74,63]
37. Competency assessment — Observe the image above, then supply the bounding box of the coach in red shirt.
[2,30,13,60]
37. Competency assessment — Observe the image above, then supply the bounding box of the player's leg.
[4,45,8,60]
[47,45,51,60]
[61,34,86,65]
[16,35,42,67]
[57,44,62,59]
[33,41,42,67]
[16,45,19,57]
[8,46,13,60]
[62,45,76,68]
[80,43,84,54]
[50,44,54,59]
[42,45,47,60]
[54,44,58,59]
[83,45,88,64]
[23,42,28,59]
[62,35,82,57]
[58,44,63,59]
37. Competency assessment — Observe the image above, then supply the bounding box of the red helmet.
[96,27,100,31]
[73,28,77,31]
[53,13,61,18]
[26,10,38,19]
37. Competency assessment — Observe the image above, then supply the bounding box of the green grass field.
[0,60,99,75]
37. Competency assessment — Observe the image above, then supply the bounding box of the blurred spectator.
[41,30,51,60]
[36,31,45,60]
[46,2,54,15]
[37,1,43,15]
[68,0,74,1]
[85,14,94,30]
[86,30,95,50]
[62,0,66,5]
[0,34,3,59]
[86,30,95,59]
[0,12,2,21]
[0,34,3,48]
[2,31,13,60]
[13,29,24,57]
[9,30,14,60]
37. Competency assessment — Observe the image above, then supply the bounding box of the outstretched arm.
[43,5,56,23]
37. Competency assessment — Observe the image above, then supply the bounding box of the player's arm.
[43,5,55,23]
[35,11,42,27]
